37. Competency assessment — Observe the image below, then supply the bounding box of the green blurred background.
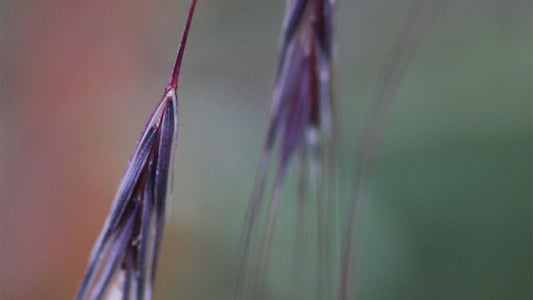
[1,0,531,299]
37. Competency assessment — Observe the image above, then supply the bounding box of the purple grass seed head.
[75,1,197,300]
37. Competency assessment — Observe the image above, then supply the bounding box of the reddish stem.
[167,0,197,90]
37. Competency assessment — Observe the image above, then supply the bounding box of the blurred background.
[1,0,531,299]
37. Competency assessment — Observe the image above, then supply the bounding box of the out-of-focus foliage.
[1,0,530,299]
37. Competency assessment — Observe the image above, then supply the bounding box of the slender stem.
[338,1,440,299]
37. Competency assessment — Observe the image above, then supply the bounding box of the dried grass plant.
[74,0,440,299]
[75,1,196,299]
[236,1,337,299]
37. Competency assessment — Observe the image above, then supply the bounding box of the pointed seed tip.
[168,0,198,90]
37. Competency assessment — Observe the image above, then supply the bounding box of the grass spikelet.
[75,1,197,299]
[236,0,337,298]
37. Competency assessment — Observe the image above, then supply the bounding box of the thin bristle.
[338,1,440,299]
[168,0,197,89]
[235,148,272,299]
[291,149,308,298]
[251,169,288,297]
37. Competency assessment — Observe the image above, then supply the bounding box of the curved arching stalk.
[338,1,440,299]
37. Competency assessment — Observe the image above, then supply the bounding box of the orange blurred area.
[2,1,154,298]
[1,0,191,298]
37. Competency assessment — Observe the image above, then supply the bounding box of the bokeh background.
[1,0,531,299]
